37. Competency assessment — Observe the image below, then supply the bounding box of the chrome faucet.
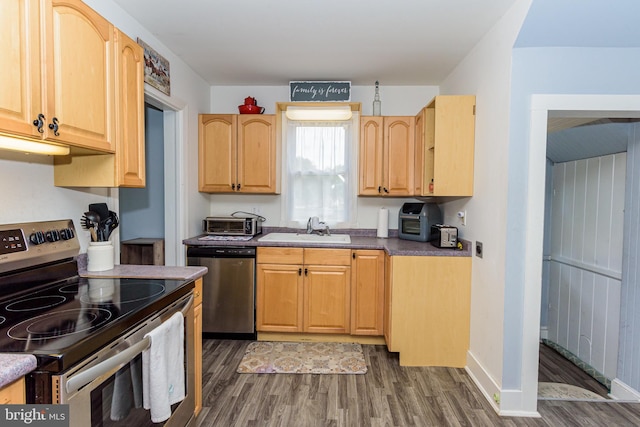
[306,216,330,235]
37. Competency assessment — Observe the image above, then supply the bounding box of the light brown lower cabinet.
[385,255,471,367]
[351,250,385,336]
[256,247,350,334]
[193,278,203,417]
[0,377,25,404]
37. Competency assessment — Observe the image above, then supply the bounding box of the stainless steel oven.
[0,219,196,427]
[55,292,195,427]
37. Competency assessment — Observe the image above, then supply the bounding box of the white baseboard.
[610,378,640,401]
[465,350,541,418]
[465,350,501,413]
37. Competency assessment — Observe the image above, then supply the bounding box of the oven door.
[54,293,195,427]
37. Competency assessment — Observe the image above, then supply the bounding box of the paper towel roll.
[377,207,389,238]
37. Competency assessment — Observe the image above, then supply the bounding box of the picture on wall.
[137,38,170,96]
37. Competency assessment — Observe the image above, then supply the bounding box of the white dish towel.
[142,312,186,423]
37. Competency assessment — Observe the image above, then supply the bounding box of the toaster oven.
[398,202,442,242]
[203,216,262,236]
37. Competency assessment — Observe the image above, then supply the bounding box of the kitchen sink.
[257,232,351,244]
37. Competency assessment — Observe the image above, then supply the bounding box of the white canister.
[87,241,115,272]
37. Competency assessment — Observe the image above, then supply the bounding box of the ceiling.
[112,0,517,86]
[111,1,637,163]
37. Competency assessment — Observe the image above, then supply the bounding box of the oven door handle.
[65,293,194,395]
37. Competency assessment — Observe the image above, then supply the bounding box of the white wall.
[206,85,440,231]
[547,153,625,380]
[82,0,212,263]
[0,151,112,253]
[434,0,533,414]
[0,1,212,262]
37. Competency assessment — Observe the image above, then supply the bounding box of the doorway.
[522,94,640,411]
[115,91,187,267]
[120,103,165,243]
[539,118,629,399]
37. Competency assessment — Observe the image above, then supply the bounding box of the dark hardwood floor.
[538,343,610,399]
[196,339,640,426]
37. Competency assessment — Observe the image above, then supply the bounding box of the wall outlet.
[457,210,467,226]
[475,241,483,258]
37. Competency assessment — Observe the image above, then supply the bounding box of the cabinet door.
[237,115,278,193]
[384,253,394,350]
[359,116,384,195]
[44,0,115,151]
[256,263,303,332]
[351,250,385,336]
[0,0,43,139]
[193,303,202,416]
[114,29,145,187]
[303,265,350,334]
[0,378,25,404]
[198,114,237,192]
[193,278,202,417]
[384,116,415,196]
[420,95,475,197]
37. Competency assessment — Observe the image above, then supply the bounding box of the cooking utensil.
[88,203,109,223]
[81,211,100,241]
[100,211,119,241]
[106,210,119,239]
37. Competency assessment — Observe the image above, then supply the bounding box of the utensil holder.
[87,241,114,272]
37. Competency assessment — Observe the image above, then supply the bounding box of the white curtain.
[284,119,355,227]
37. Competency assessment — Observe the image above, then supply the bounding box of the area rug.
[237,341,367,374]
[538,382,606,401]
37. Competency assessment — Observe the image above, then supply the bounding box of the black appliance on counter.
[0,219,195,427]
[187,246,256,339]
[398,202,442,242]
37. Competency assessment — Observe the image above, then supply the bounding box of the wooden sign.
[289,81,351,102]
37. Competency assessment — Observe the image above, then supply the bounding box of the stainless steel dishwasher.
[187,246,256,339]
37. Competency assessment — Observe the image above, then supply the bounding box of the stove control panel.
[0,229,27,255]
[0,219,80,274]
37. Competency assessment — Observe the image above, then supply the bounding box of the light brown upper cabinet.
[53,28,145,187]
[199,114,279,194]
[359,116,415,196]
[415,95,476,197]
[0,0,115,152]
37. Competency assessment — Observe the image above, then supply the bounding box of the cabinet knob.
[298,268,302,276]
[383,187,389,193]
[33,114,45,133]
[237,183,241,191]
[304,268,308,276]
[48,117,60,136]
[231,183,236,191]
[377,186,382,193]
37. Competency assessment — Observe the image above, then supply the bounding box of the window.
[283,115,357,228]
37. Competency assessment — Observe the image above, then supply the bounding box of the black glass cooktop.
[0,276,192,372]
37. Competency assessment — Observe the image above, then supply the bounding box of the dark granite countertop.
[183,228,471,257]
